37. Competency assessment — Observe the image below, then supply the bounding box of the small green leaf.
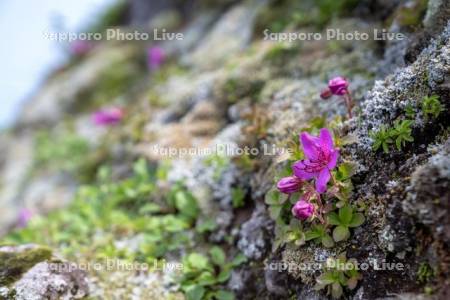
[269,206,282,220]
[187,253,210,270]
[197,271,216,286]
[348,213,365,228]
[230,253,247,267]
[327,212,341,226]
[305,230,322,241]
[185,285,205,300]
[321,235,335,248]
[316,272,336,285]
[331,282,343,299]
[215,290,235,300]
[217,267,232,283]
[209,246,226,266]
[338,206,353,225]
[175,191,199,219]
[333,226,350,242]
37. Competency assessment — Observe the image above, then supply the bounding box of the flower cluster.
[277,128,339,221]
[320,76,354,118]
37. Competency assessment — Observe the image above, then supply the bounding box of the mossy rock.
[0,245,52,286]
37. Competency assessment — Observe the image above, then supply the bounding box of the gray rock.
[237,203,273,260]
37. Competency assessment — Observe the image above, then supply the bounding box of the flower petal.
[316,169,331,193]
[327,150,339,170]
[292,161,317,180]
[319,128,334,150]
[300,132,320,160]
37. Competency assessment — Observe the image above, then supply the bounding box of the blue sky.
[0,0,116,128]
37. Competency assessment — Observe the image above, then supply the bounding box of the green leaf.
[209,246,226,266]
[338,206,353,225]
[348,213,365,228]
[305,230,322,241]
[230,253,247,267]
[175,191,199,219]
[331,282,343,299]
[268,206,282,220]
[316,272,336,285]
[327,212,341,226]
[185,285,205,300]
[321,235,335,248]
[217,267,232,283]
[197,271,216,286]
[333,226,350,242]
[215,290,235,300]
[231,187,246,208]
[187,253,210,270]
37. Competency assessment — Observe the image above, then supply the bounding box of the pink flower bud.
[292,199,314,220]
[277,176,302,194]
[328,76,349,96]
[320,88,333,99]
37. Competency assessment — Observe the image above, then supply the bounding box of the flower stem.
[343,90,354,119]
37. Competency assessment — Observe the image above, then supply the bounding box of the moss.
[394,0,429,27]
[221,77,265,104]
[253,0,359,36]
[0,245,52,286]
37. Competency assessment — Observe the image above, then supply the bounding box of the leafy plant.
[421,95,444,120]
[404,103,416,119]
[371,120,414,152]
[231,187,246,208]
[391,120,414,150]
[314,253,362,299]
[327,206,364,242]
[370,125,393,153]
[305,224,335,248]
[178,248,247,300]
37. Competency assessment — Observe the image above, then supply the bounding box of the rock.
[0,244,89,300]
[17,44,141,127]
[237,202,273,260]
[0,134,34,236]
[404,141,450,243]
[184,0,268,70]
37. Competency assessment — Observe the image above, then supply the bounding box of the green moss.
[0,246,52,286]
[253,0,359,35]
[395,0,429,27]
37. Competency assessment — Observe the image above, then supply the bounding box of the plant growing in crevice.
[370,120,414,153]
[314,253,362,299]
[178,248,247,300]
[327,205,364,242]
[268,124,364,253]
[391,119,414,150]
[421,95,444,121]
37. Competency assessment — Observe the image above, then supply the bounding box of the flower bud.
[328,76,349,96]
[292,199,314,220]
[320,88,333,99]
[276,176,302,194]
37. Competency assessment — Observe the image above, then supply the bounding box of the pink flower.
[277,176,303,194]
[292,199,314,220]
[70,40,94,56]
[292,128,339,193]
[92,107,124,126]
[17,208,33,228]
[147,46,166,70]
[328,76,349,96]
